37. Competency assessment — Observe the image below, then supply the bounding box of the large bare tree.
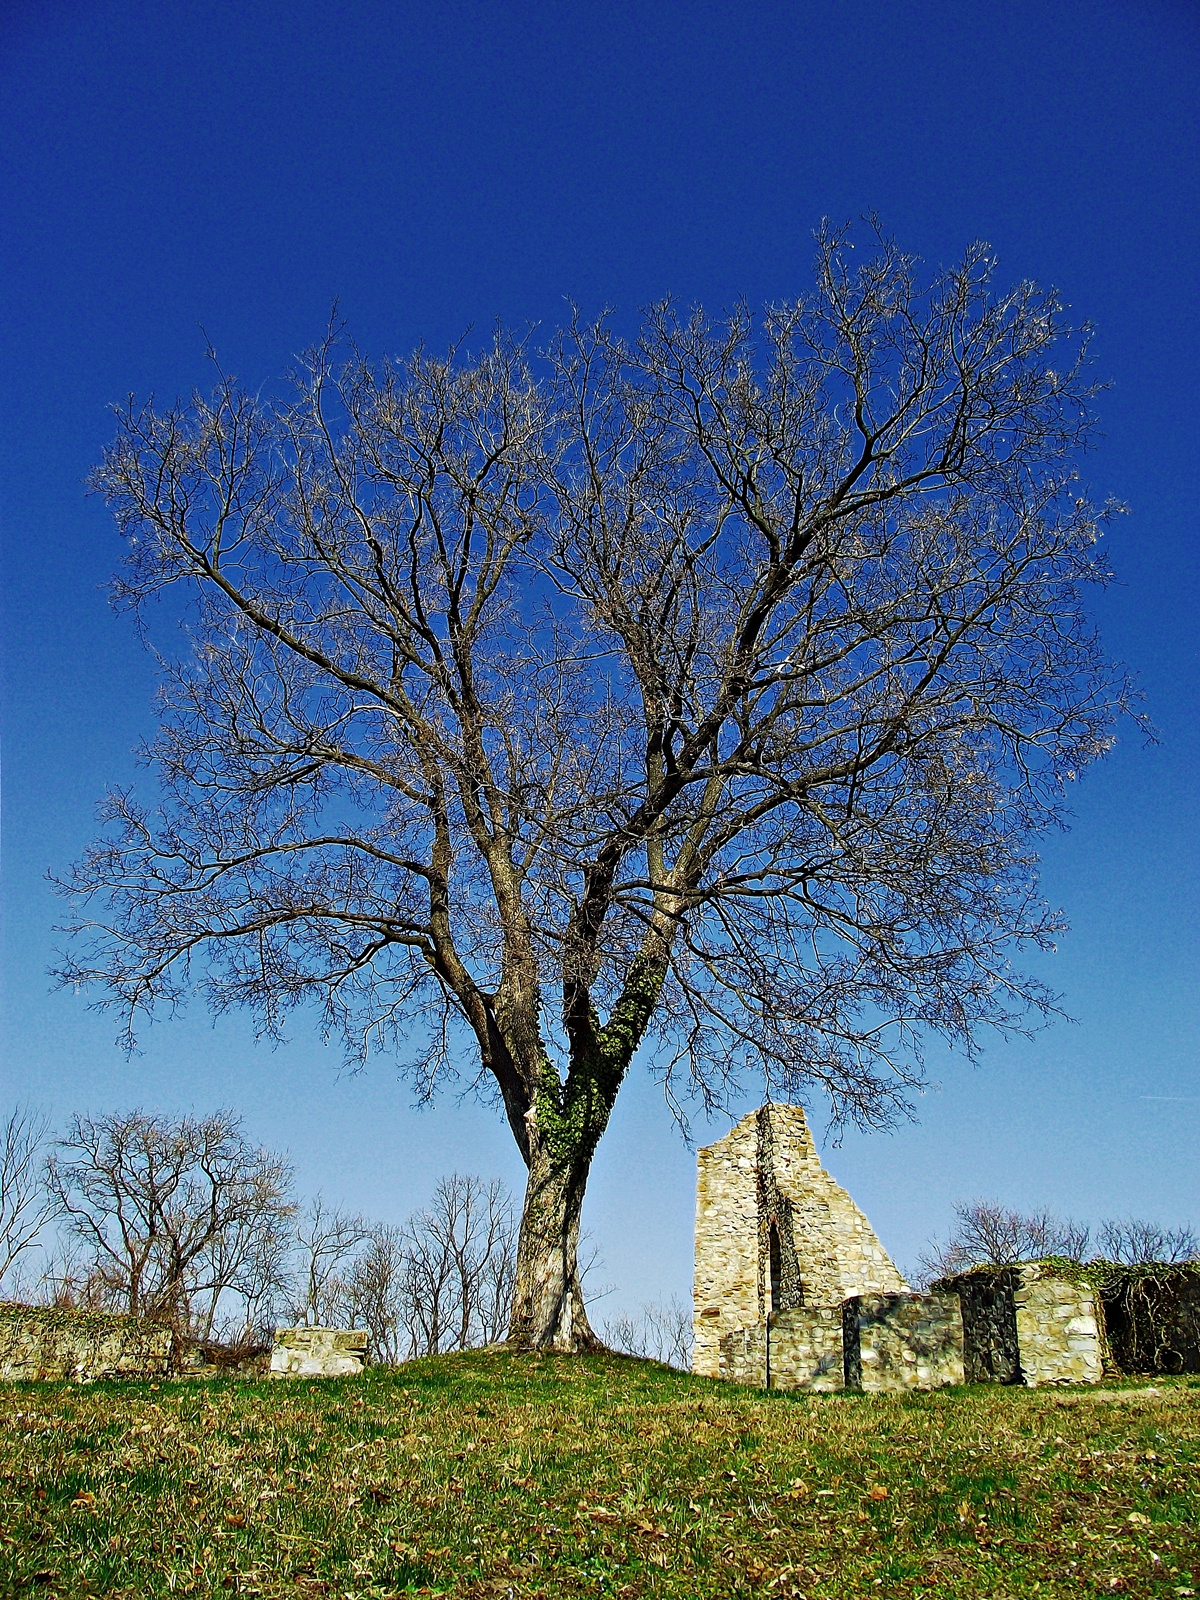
[60,227,1131,1349]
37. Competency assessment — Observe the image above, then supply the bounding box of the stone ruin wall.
[0,1305,371,1383]
[694,1102,906,1379]
[0,1303,175,1381]
[269,1326,369,1377]
[693,1103,1114,1394]
[843,1292,965,1393]
[944,1265,1103,1387]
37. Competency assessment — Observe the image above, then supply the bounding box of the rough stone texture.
[717,1322,767,1386]
[941,1265,1102,1387]
[1014,1269,1103,1387]
[693,1103,906,1378]
[0,1302,174,1380]
[1101,1267,1200,1376]
[948,1268,1023,1384]
[269,1326,369,1377]
[843,1293,964,1393]
[768,1307,845,1391]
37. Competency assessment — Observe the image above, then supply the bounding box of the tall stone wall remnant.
[693,1102,906,1380]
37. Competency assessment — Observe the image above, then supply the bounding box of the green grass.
[2,1352,1198,1598]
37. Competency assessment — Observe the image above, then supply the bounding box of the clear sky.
[1,0,1197,1312]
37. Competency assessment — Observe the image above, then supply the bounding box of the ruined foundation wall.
[843,1293,964,1393]
[949,1269,1023,1385]
[693,1103,905,1377]
[0,1303,174,1381]
[942,1266,1103,1387]
[768,1307,845,1392]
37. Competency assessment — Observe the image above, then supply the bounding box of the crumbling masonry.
[693,1104,1105,1392]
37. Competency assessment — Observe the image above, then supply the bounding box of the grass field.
[1,1352,1198,1599]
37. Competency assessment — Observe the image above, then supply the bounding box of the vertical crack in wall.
[755,1105,804,1314]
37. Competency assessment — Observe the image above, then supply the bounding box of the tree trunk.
[506,1131,603,1352]
[495,948,667,1352]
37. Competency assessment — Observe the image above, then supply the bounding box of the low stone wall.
[940,1266,1102,1387]
[269,1326,369,1377]
[717,1323,766,1387]
[769,1306,844,1392]
[843,1293,964,1393]
[0,1303,174,1381]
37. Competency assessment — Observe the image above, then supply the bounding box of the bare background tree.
[397,1175,517,1356]
[0,1105,55,1292]
[604,1295,693,1369]
[334,1223,409,1364]
[1096,1218,1198,1266]
[287,1195,372,1328]
[61,224,1135,1348]
[46,1109,296,1334]
[918,1198,1196,1283]
[918,1199,1091,1282]
[2,1093,521,1362]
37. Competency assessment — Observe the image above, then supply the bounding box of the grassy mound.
[1,1351,1197,1597]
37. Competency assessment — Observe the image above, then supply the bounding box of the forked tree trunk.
[497,952,667,1350]
[506,1131,603,1352]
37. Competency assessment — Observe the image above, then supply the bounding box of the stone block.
[717,1322,767,1387]
[1013,1271,1102,1386]
[269,1326,369,1377]
[768,1306,844,1391]
[842,1292,964,1393]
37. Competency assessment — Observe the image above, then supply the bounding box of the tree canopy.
[60,226,1132,1346]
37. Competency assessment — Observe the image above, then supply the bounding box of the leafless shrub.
[1096,1218,1198,1266]
[604,1295,693,1369]
[0,1105,54,1290]
[34,1238,115,1310]
[920,1199,1197,1282]
[45,1108,295,1332]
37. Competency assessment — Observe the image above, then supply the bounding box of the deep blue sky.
[2,0,1197,1308]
